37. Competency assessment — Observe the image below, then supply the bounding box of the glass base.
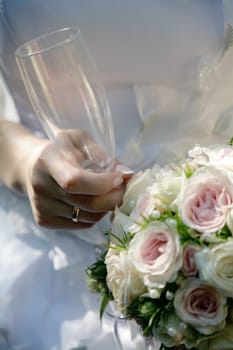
[81,159,114,173]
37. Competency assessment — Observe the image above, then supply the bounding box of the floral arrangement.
[86,143,233,350]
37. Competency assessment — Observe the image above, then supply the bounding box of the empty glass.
[15,27,115,172]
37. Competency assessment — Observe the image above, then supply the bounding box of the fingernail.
[115,164,134,175]
[113,176,124,188]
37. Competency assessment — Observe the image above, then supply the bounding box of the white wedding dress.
[0,1,233,349]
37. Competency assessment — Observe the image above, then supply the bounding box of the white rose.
[195,239,233,298]
[130,192,156,224]
[206,145,233,171]
[128,221,182,298]
[226,208,233,235]
[178,166,233,234]
[120,167,159,215]
[105,246,145,311]
[174,278,227,335]
[111,206,139,238]
[151,165,186,210]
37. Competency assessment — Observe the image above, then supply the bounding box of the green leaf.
[105,228,133,250]
[175,214,201,246]
[228,136,233,146]
[169,161,195,178]
[155,210,201,246]
[99,293,110,320]
[85,253,110,295]
[144,308,161,334]
[105,230,127,247]
[216,225,232,240]
[156,210,175,223]
[183,162,195,178]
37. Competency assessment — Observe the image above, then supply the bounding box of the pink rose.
[179,166,233,233]
[174,278,227,335]
[182,244,200,277]
[128,221,182,298]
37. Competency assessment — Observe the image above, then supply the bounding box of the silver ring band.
[72,206,80,223]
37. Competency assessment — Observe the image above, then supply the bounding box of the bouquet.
[86,143,233,350]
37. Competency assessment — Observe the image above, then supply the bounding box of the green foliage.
[158,345,183,350]
[105,228,133,250]
[85,255,107,293]
[182,162,195,178]
[174,215,201,247]
[228,136,233,146]
[153,210,201,247]
[216,225,232,240]
[169,161,195,179]
[159,345,169,350]
[126,283,178,337]
[85,253,112,319]
[99,292,111,320]
[126,297,160,336]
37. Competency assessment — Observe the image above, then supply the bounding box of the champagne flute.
[15,27,115,172]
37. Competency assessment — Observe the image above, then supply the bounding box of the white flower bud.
[165,290,174,301]
[152,210,160,219]
[129,200,135,208]
[167,327,176,337]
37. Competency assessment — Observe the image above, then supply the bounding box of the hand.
[24,130,133,230]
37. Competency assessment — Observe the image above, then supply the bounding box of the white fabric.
[0,71,19,122]
[4,0,223,84]
[0,187,150,350]
[0,1,232,350]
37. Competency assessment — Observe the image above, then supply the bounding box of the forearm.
[0,120,47,193]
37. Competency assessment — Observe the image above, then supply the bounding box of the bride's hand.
[25,130,131,230]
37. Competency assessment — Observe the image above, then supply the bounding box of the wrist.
[15,135,49,194]
[0,121,48,194]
